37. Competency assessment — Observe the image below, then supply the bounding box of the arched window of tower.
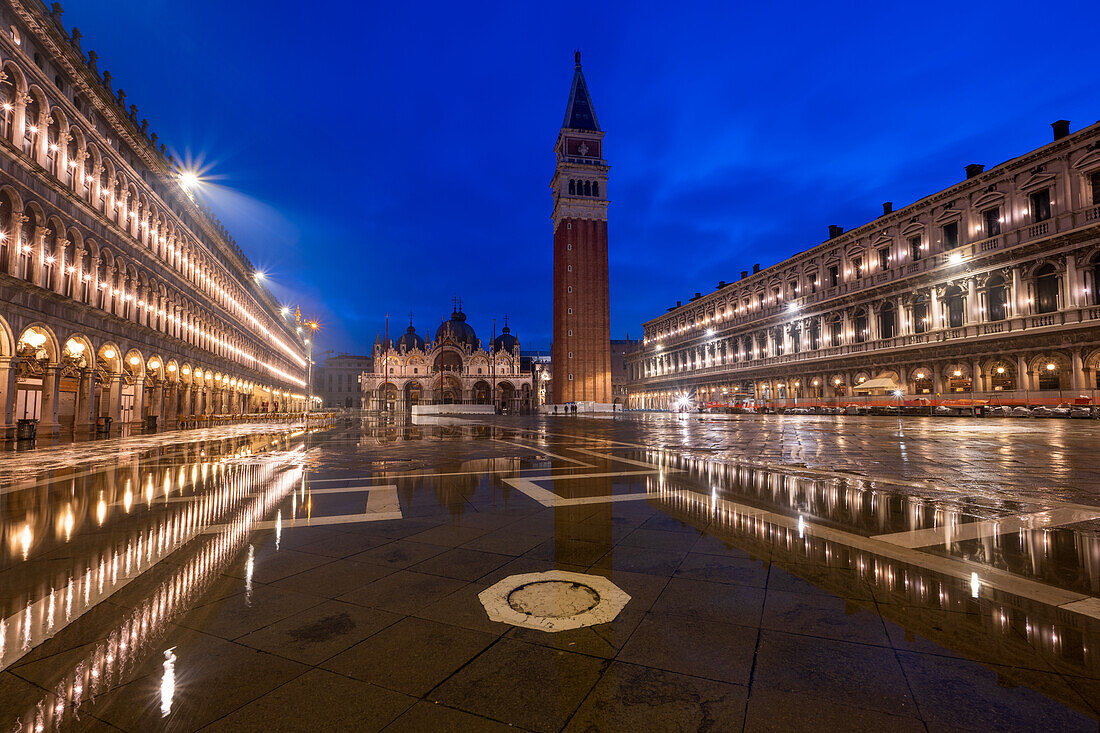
[569,179,575,194]
[593,181,599,197]
[584,180,591,196]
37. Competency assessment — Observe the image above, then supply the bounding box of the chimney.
[694,292,702,300]
[716,280,726,289]
[752,263,760,274]
[676,301,681,307]
[740,270,748,280]
[828,224,844,239]
[1051,120,1070,140]
[882,202,892,215]
[965,163,984,179]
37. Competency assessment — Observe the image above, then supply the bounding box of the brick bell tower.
[551,52,611,405]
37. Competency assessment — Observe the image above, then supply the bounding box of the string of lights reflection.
[5,448,306,730]
[646,471,1094,681]
[638,448,1100,591]
[0,436,305,674]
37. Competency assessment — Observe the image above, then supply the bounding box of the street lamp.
[304,321,319,414]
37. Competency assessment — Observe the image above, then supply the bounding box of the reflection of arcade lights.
[6,451,305,729]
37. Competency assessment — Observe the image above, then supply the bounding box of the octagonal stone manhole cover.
[479,571,630,632]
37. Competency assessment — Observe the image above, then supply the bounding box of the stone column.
[930,288,942,330]
[973,361,983,393]
[1066,258,1079,309]
[932,363,944,396]
[74,369,94,434]
[72,248,85,302]
[39,364,60,433]
[140,287,151,327]
[1072,349,1085,390]
[6,212,23,276]
[1017,355,1030,392]
[106,375,122,429]
[165,385,177,426]
[52,238,67,295]
[131,378,145,427]
[31,226,47,288]
[0,357,16,437]
[1010,267,1023,317]
[182,383,192,417]
[104,267,116,314]
[967,278,978,324]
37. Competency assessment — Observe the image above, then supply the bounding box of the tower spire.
[562,51,600,132]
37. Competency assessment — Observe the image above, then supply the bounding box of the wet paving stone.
[1,414,1098,730]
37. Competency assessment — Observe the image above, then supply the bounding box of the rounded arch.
[23,85,47,147]
[1084,349,1100,373]
[60,332,95,369]
[0,312,14,357]
[433,347,464,374]
[1028,352,1070,374]
[1,59,27,94]
[97,342,122,374]
[909,366,934,394]
[17,322,59,363]
[0,64,18,140]
[179,362,193,385]
[123,348,145,378]
[983,357,1016,391]
[472,379,491,404]
[1029,352,1070,391]
[145,354,165,381]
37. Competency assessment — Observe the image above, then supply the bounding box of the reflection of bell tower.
[551,52,611,404]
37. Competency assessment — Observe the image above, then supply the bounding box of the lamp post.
[305,320,319,415]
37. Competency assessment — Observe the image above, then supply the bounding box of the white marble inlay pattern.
[479,571,630,632]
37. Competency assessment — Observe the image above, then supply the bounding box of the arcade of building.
[0,2,309,437]
[627,119,1100,409]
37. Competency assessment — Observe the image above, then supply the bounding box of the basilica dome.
[396,324,425,352]
[435,309,479,350]
[492,324,518,353]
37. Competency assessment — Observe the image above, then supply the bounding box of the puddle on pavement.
[1,415,1096,729]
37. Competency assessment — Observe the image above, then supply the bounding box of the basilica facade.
[359,308,534,412]
[627,119,1100,409]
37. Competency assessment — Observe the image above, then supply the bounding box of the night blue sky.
[65,0,1100,354]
